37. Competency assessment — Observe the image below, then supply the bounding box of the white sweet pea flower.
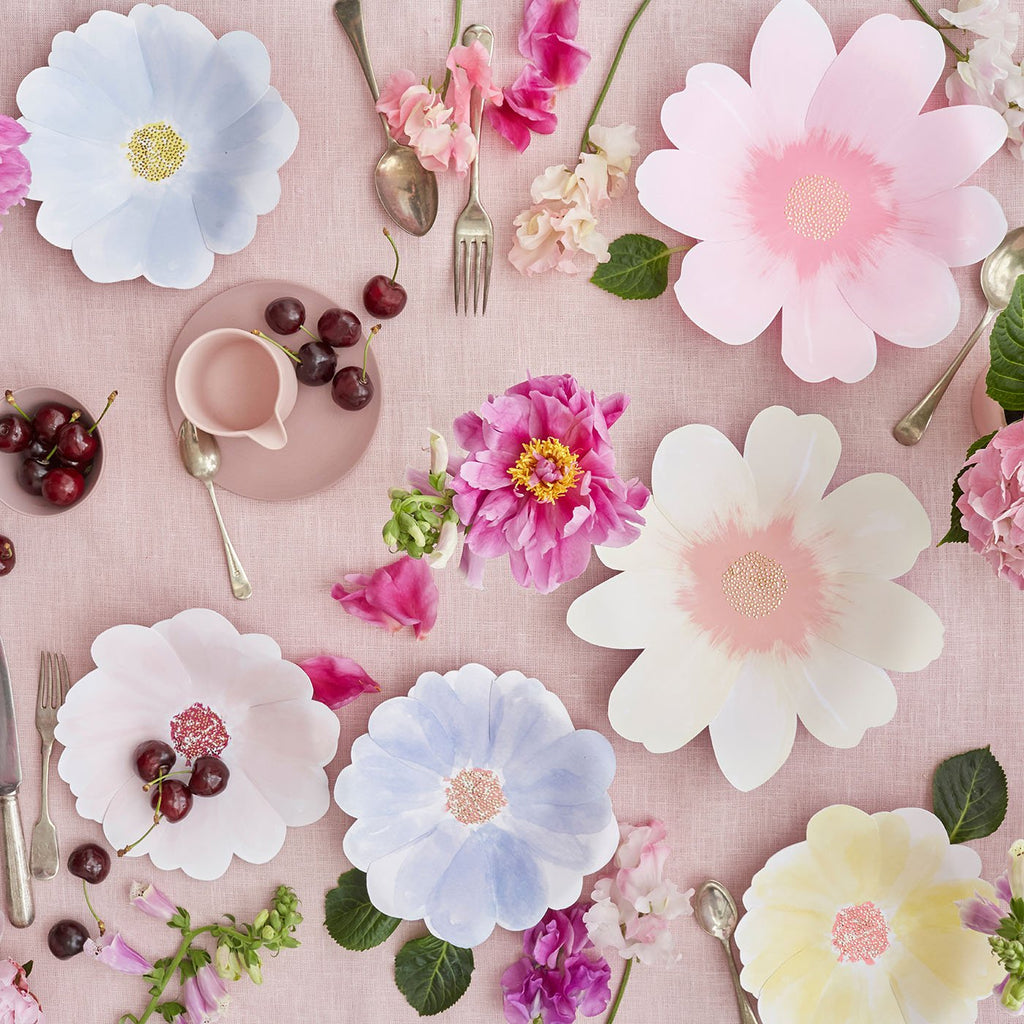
[424,518,459,569]
[427,429,448,479]
[947,36,1019,107]
[940,0,1019,50]
[589,123,641,196]
[1009,838,1024,898]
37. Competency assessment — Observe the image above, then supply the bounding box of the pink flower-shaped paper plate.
[635,0,1008,383]
[55,608,340,880]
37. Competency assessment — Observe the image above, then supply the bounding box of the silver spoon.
[893,226,1024,446]
[333,0,439,237]
[177,421,252,601]
[696,880,759,1024]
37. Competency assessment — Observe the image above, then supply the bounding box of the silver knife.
[0,639,33,927]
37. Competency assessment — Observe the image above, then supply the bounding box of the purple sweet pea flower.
[564,952,612,1017]
[298,656,380,710]
[130,881,177,922]
[83,933,153,975]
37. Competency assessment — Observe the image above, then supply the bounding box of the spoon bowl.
[696,879,739,941]
[981,226,1024,309]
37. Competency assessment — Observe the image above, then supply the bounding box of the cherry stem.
[361,324,381,383]
[82,878,106,937]
[4,391,30,422]
[383,227,400,285]
[141,769,190,791]
[118,781,163,856]
[88,392,117,435]
[0,542,10,561]
[252,329,301,365]
[298,324,320,342]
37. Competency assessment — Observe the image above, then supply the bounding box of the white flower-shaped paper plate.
[17,4,299,289]
[55,609,340,880]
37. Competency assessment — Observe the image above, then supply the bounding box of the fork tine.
[472,240,480,315]
[460,240,469,316]
[453,239,462,314]
[482,239,492,315]
[57,653,71,705]
[36,652,48,709]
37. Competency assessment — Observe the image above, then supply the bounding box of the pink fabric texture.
[0,0,1021,1021]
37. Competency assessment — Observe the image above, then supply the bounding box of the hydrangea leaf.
[988,274,1024,410]
[939,432,995,546]
[394,936,474,1016]
[933,746,1008,843]
[324,869,401,951]
[590,234,686,300]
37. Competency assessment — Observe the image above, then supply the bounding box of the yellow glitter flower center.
[785,174,851,241]
[508,437,581,504]
[832,901,890,965]
[126,122,187,182]
[721,550,788,618]
[445,768,507,826]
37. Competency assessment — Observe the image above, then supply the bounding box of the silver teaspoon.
[333,0,439,237]
[177,421,252,601]
[696,880,759,1024]
[893,226,1024,445]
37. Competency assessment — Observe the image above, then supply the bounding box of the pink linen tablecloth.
[1,0,1022,1020]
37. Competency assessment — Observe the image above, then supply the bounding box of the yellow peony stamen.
[508,437,581,504]
[126,122,187,182]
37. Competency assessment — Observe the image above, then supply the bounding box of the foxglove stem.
[603,956,632,1024]
[580,0,653,155]
[134,924,216,1024]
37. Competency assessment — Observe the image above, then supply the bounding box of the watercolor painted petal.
[815,473,932,578]
[488,672,576,769]
[805,15,945,148]
[888,944,999,1024]
[178,30,271,132]
[780,273,878,383]
[809,966,882,1024]
[804,804,881,896]
[651,423,756,538]
[709,656,796,791]
[17,66,133,142]
[607,630,741,753]
[192,177,257,255]
[735,906,830,993]
[660,63,764,155]
[411,666,494,766]
[816,574,944,671]
[70,191,159,284]
[676,239,796,346]
[788,638,897,748]
[838,239,960,349]
[882,105,1008,202]
[567,569,689,650]
[743,406,840,517]
[595,500,686,573]
[335,736,443,820]
[342,807,445,868]
[900,185,1007,268]
[140,190,215,289]
[489,829,549,933]
[742,946,836,1018]
[423,829,498,946]
[504,730,616,806]
[363,696,455,776]
[749,0,836,142]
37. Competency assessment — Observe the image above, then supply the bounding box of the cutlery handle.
[893,305,996,446]
[204,481,252,600]
[720,937,759,1024]
[462,25,494,202]
[333,0,392,137]
[30,740,57,880]
[1,793,33,928]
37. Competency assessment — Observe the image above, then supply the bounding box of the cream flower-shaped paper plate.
[17,4,299,288]
[567,406,943,791]
[55,608,340,880]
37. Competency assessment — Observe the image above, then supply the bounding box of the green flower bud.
[261,924,275,941]
[253,909,269,932]
[215,943,243,981]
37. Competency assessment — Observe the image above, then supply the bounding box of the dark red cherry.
[133,740,176,782]
[16,459,49,497]
[362,275,407,319]
[68,842,110,884]
[0,416,32,454]
[32,403,73,446]
[41,467,85,506]
[48,919,89,959]
[317,308,361,348]
[331,367,374,411]
[189,755,230,797]
[56,422,98,463]
[151,779,192,823]
[0,536,14,577]
[265,297,306,335]
[295,341,337,386]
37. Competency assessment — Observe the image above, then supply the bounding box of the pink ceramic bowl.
[0,385,106,517]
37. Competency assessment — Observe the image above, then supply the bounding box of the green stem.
[604,957,633,1024]
[665,245,690,256]
[905,0,968,59]
[134,925,216,1024]
[88,391,117,435]
[383,228,401,285]
[581,0,653,155]
[251,329,301,365]
[4,391,30,422]
[82,878,105,936]
[440,0,465,98]
[361,324,381,383]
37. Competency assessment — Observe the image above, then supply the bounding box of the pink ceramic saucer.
[165,281,381,501]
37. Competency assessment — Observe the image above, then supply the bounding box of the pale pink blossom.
[332,555,439,638]
[83,933,153,975]
[588,123,641,196]
[0,115,30,231]
[940,0,1019,47]
[0,959,42,1024]
[298,655,379,709]
[509,203,581,276]
[446,41,503,125]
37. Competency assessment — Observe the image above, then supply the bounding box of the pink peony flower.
[0,959,43,1024]
[130,881,177,922]
[0,115,30,231]
[487,65,558,152]
[297,655,379,709]
[451,374,648,593]
[331,555,438,638]
[83,933,153,975]
[957,419,1024,588]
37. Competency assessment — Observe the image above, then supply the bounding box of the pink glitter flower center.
[169,703,229,764]
[784,174,851,241]
[445,767,507,825]
[832,901,889,965]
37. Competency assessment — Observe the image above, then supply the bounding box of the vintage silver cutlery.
[894,226,1024,445]
[453,24,495,315]
[696,880,758,1024]
[30,652,69,880]
[334,0,439,237]
[0,638,34,927]
[178,420,252,600]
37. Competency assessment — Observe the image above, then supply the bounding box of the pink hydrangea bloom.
[451,374,648,593]
[0,116,30,231]
[584,820,693,966]
[957,419,1024,588]
[0,958,43,1023]
[331,555,438,638]
[297,655,379,709]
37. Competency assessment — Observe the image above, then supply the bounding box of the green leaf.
[989,274,1024,409]
[590,234,684,300]
[394,937,474,1017]
[939,432,996,545]
[324,869,401,952]
[21,961,31,978]
[157,1002,186,1023]
[933,745,1008,843]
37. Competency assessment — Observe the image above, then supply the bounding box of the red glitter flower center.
[444,767,507,825]
[831,901,889,965]
[169,702,229,764]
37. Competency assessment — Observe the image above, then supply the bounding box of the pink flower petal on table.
[900,186,1007,267]
[529,33,590,89]
[837,238,960,349]
[805,14,945,148]
[332,555,438,639]
[487,66,557,151]
[519,0,581,56]
[298,655,380,710]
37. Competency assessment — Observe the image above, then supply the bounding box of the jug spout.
[247,416,288,450]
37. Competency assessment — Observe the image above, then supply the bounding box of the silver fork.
[30,652,69,880]
[454,24,495,315]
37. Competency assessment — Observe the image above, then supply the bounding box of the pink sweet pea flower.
[130,881,177,922]
[487,66,558,152]
[519,0,582,54]
[0,958,42,1024]
[332,555,438,638]
[83,933,153,975]
[447,41,503,125]
[298,655,379,709]
[0,115,30,230]
[527,34,590,90]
